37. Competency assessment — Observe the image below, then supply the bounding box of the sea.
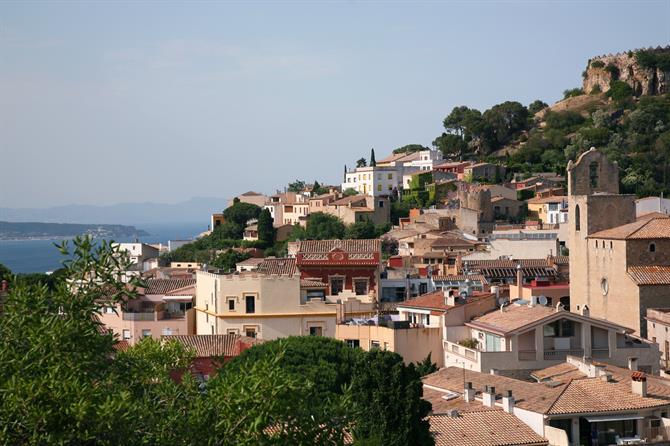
[0,222,205,274]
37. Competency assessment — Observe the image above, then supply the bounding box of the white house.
[342,166,399,196]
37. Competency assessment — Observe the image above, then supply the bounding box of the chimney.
[502,390,515,413]
[490,368,499,376]
[482,386,496,407]
[515,264,523,299]
[628,357,639,371]
[631,372,648,397]
[581,305,590,317]
[463,382,476,402]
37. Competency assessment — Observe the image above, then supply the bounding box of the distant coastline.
[0,221,149,241]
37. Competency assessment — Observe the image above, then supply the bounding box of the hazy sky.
[1,1,669,208]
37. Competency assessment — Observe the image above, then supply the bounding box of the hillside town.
[56,142,670,446]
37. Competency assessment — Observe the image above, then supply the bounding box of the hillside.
[429,46,670,198]
[0,221,148,240]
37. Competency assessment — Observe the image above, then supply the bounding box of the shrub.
[590,84,602,95]
[590,60,605,69]
[605,63,620,80]
[563,88,584,99]
[459,339,479,349]
[607,80,634,102]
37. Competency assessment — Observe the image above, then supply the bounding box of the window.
[309,326,323,336]
[330,277,344,295]
[245,295,255,314]
[122,329,131,340]
[354,279,368,295]
[228,298,235,311]
[419,283,428,295]
[377,184,382,192]
[378,200,384,208]
[589,161,599,188]
[227,329,238,335]
[245,327,257,338]
[650,243,656,253]
[104,306,114,314]
[370,340,380,349]
[141,329,151,338]
[600,277,609,296]
[575,205,581,231]
[346,339,360,348]
[377,174,381,180]
[162,327,173,336]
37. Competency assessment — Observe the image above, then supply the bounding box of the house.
[341,166,399,196]
[491,196,524,220]
[433,160,473,177]
[99,278,196,345]
[243,223,258,241]
[264,192,310,227]
[227,191,268,208]
[442,298,659,375]
[291,239,382,299]
[379,266,435,301]
[164,334,260,380]
[308,193,338,213]
[114,242,160,272]
[526,195,569,225]
[637,196,670,218]
[646,309,670,373]
[464,163,502,182]
[424,356,670,446]
[568,149,670,336]
[235,257,265,272]
[320,194,390,225]
[461,257,568,286]
[194,257,375,340]
[210,213,225,230]
[402,149,444,172]
[462,229,564,261]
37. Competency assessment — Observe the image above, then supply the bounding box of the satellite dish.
[538,295,548,306]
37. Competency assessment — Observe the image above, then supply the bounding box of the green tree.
[257,208,275,245]
[414,353,438,377]
[482,101,529,149]
[606,80,634,102]
[290,212,346,240]
[563,87,584,99]
[223,201,262,227]
[528,99,548,115]
[369,148,376,167]
[393,144,428,154]
[0,263,10,282]
[432,133,468,158]
[288,179,307,193]
[356,157,367,168]
[343,187,358,196]
[345,219,376,239]
[211,249,251,272]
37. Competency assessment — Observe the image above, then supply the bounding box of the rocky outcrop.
[583,46,670,96]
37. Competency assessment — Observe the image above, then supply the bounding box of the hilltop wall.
[583,46,670,96]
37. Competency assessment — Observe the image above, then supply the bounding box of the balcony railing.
[544,349,584,361]
[445,341,478,361]
[592,348,610,359]
[123,312,155,321]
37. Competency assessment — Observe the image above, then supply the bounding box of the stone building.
[568,148,670,336]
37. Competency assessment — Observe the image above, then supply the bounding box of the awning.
[586,414,645,423]
[163,296,193,302]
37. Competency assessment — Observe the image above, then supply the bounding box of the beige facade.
[335,324,443,366]
[195,271,374,340]
[320,195,390,225]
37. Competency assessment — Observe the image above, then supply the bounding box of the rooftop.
[398,290,494,312]
[145,278,196,295]
[588,216,670,240]
[164,334,260,357]
[295,239,381,254]
[256,258,297,276]
[429,411,548,446]
[628,265,670,285]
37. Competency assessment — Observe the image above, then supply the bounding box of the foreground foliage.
[0,238,433,445]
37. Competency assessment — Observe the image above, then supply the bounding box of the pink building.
[99,278,196,345]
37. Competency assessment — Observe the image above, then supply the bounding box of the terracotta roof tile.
[432,274,489,285]
[429,411,548,446]
[295,239,381,254]
[399,291,494,312]
[300,279,327,288]
[164,334,260,357]
[628,265,670,285]
[256,258,297,276]
[145,278,196,295]
[589,217,670,240]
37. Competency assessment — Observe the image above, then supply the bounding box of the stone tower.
[567,147,636,313]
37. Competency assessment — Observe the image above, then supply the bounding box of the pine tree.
[257,208,275,246]
[370,148,377,167]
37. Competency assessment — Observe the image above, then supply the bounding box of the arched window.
[650,243,656,253]
[575,205,581,231]
[589,162,599,188]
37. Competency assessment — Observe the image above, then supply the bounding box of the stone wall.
[583,46,670,96]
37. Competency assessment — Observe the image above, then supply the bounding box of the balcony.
[123,312,156,321]
[543,348,584,361]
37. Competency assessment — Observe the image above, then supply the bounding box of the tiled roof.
[547,378,670,415]
[526,195,567,204]
[423,367,563,414]
[588,217,670,240]
[429,411,548,446]
[240,191,263,196]
[236,257,265,267]
[164,334,260,357]
[256,258,297,276]
[300,279,327,288]
[399,291,494,312]
[432,274,489,285]
[295,239,381,254]
[637,211,670,220]
[466,259,552,268]
[145,278,196,295]
[628,265,670,285]
[466,304,559,335]
[430,237,477,248]
[377,151,421,164]
[330,195,367,206]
